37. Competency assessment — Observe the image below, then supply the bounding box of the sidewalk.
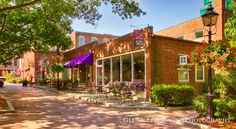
[34,85,193,111]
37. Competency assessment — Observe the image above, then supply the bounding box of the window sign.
[133,30,144,46]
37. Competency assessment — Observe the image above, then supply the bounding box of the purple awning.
[64,53,93,67]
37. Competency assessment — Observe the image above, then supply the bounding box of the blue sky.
[71,0,203,36]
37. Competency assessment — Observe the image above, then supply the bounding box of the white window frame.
[103,38,109,43]
[96,49,145,82]
[179,55,188,65]
[91,37,97,42]
[178,69,190,82]
[195,65,205,82]
[78,36,85,47]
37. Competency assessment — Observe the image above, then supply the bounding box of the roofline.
[153,34,201,44]
[157,17,202,33]
[73,31,118,37]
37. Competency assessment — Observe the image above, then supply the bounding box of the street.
[0,83,196,129]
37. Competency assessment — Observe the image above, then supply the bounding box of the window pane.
[97,60,102,85]
[195,30,203,39]
[112,57,120,81]
[134,51,145,81]
[176,36,184,40]
[122,54,131,81]
[197,66,204,80]
[104,59,111,85]
[178,70,189,81]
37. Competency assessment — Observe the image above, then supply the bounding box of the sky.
[71,0,203,36]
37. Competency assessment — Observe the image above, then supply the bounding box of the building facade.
[16,32,117,83]
[63,27,206,98]
[156,0,233,42]
[70,31,116,49]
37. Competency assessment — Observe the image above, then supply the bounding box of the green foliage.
[21,79,29,84]
[213,68,236,120]
[5,73,22,83]
[225,1,236,48]
[191,40,236,73]
[38,78,49,86]
[0,0,145,65]
[151,84,195,106]
[51,64,64,73]
[193,95,207,116]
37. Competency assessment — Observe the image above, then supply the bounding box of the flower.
[130,81,146,92]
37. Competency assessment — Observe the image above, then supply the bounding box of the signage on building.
[133,29,144,46]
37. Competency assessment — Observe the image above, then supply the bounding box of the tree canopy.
[0,0,145,65]
[225,1,236,48]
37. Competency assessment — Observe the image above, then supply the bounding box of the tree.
[0,0,145,65]
[225,1,236,48]
[51,64,64,89]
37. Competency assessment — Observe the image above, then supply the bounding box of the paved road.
[0,83,197,129]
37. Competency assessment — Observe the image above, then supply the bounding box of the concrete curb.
[33,86,193,111]
[0,95,15,113]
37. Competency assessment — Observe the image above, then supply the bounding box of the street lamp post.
[201,2,219,119]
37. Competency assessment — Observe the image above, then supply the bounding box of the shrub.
[214,99,236,121]
[213,68,236,120]
[193,95,207,116]
[6,73,14,83]
[151,84,195,106]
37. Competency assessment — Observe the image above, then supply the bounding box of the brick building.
[70,31,116,49]
[0,60,18,76]
[156,0,232,42]
[17,32,116,82]
[63,27,205,98]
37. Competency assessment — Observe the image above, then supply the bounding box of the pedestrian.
[29,74,33,87]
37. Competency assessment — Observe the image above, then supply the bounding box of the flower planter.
[22,83,28,87]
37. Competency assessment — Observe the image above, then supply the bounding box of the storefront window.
[122,54,131,81]
[112,56,120,81]
[104,58,111,84]
[133,51,145,81]
[97,60,103,85]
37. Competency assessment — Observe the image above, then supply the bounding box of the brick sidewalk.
[0,84,197,129]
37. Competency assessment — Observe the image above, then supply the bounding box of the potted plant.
[21,79,29,87]
[130,81,146,97]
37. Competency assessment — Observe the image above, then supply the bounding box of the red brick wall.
[150,35,206,94]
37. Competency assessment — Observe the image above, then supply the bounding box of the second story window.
[91,37,97,42]
[179,55,188,65]
[194,30,204,39]
[78,36,85,47]
[176,36,184,40]
[103,38,109,43]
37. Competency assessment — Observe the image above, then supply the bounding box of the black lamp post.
[201,2,219,119]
